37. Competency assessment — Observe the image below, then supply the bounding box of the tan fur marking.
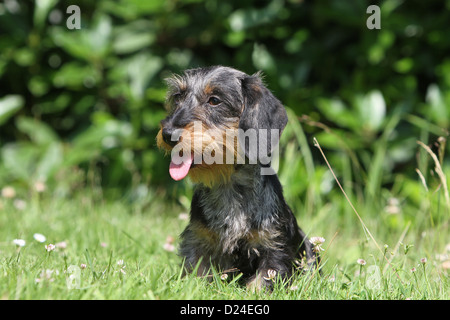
[156,129,172,154]
[246,229,282,251]
[204,82,215,96]
[189,164,235,187]
[191,222,218,244]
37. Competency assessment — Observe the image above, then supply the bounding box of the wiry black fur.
[179,165,317,289]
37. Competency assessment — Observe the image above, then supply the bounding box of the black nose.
[162,127,179,147]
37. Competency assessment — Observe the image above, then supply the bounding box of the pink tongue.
[169,154,194,181]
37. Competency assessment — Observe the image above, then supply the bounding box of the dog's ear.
[239,72,288,165]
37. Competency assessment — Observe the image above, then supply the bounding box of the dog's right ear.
[239,72,287,165]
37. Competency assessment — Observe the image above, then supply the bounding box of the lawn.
[0,120,448,300]
[0,191,448,300]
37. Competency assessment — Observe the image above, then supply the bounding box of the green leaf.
[113,32,154,54]
[50,28,90,61]
[35,142,63,181]
[0,95,24,126]
[16,116,58,145]
[113,21,156,54]
[124,53,163,101]
[394,58,414,73]
[103,0,167,19]
[34,0,58,29]
[425,84,448,127]
[229,0,283,31]
[1,143,39,181]
[252,43,275,72]
[50,14,112,61]
[316,98,360,130]
[356,90,386,132]
[52,61,99,88]
[14,48,35,67]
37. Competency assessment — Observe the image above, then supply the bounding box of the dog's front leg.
[245,271,273,292]
[245,254,291,292]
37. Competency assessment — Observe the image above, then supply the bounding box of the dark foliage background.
[0,0,449,209]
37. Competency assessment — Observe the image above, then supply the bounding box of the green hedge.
[0,0,449,201]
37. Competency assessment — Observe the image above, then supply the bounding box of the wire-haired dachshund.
[157,66,317,290]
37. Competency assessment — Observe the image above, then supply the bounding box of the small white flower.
[220,273,228,280]
[163,243,175,252]
[357,259,366,266]
[55,241,67,249]
[178,213,189,221]
[13,199,26,210]
[309,236,325,246]
[385,205,400,214]
[1,186,16,198]
[309,236,325,253]
[34,181,46,193]
[33,233,46,243]
[36,269,59,283]
[263,269,277,281]
[385,198,401,214]
[45,244,55,252]
[116,260,126,275]
[420,258,427,264]
[80,264,87,269]
[13,239,26,247]
[163,235,176,252]
[166,235,175,244]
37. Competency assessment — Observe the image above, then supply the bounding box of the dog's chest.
[197,179,278,253]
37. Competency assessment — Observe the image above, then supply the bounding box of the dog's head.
[156,66,287,186]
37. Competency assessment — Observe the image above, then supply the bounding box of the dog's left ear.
[239,72,288,164]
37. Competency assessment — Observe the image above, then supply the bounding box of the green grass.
[0,185,448,300]
[0,116,449,300]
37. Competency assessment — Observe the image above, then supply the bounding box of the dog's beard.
[157,122,242,185]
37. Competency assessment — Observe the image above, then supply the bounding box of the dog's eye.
[207,96,221,106]
[172,93,182,104]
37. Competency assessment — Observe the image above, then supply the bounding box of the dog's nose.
[162,127,179,147]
